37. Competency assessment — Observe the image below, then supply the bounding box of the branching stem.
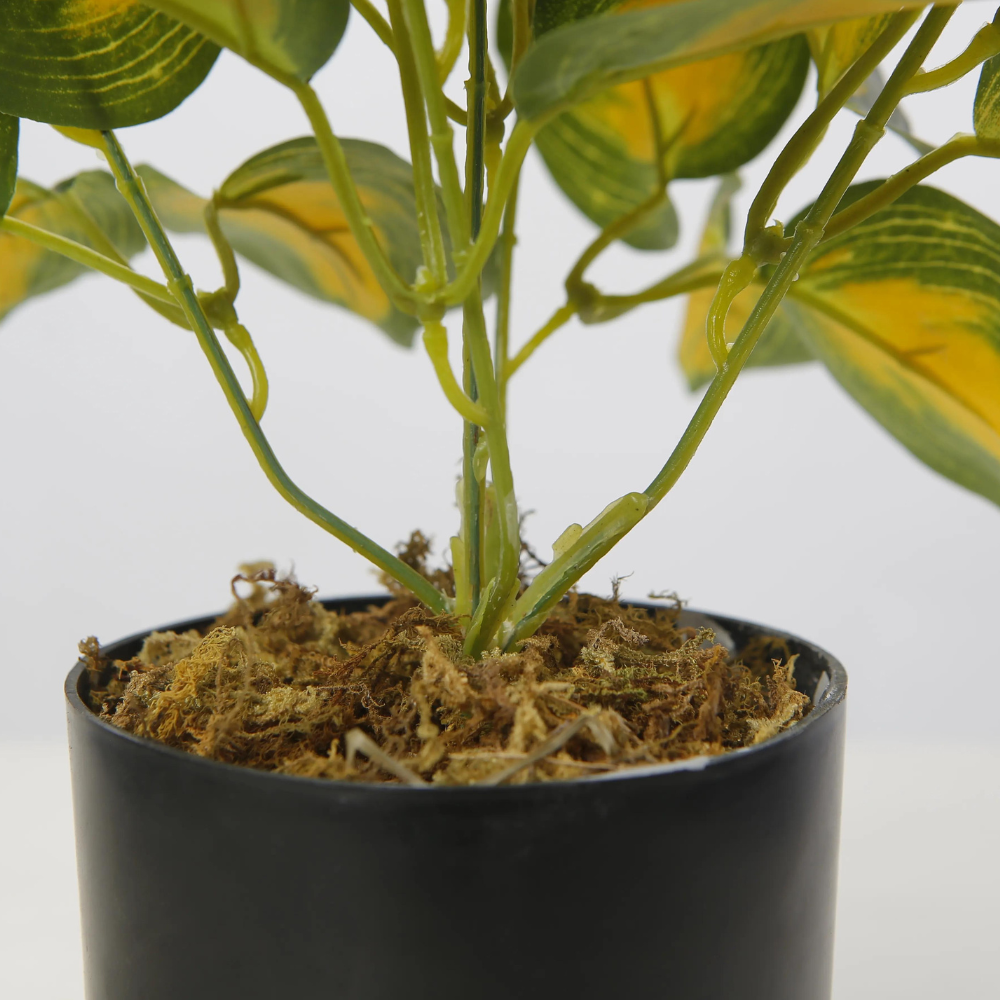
[98,129,449,613]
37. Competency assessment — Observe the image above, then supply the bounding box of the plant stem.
[504,3,955,644]
[98,129,449,613]
[505,302,576,377]
[403,0,470,251]
[203,195,241,299]
[644,3,957,510]
[743,10,921,251]
[904,11,1000,94]
[437,0,466,83]
[822,133,1000,241]
[423,321,490,426]
[387,0,449,287]
[350,0,395,52]
[291,82,423,312]
[494,172,520,413]
[440,118,539,307]
[0,216,175,303]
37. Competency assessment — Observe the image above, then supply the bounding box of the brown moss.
[89,571,809,786]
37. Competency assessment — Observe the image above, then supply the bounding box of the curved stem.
[505,302,576,378]
[99,129,449,613]
[424,321,489,426]
[823,133,1000,241]
[437,0,466,83]
[204,195,241,299]
[495,171,521,414]
[744,10,921,250]
[291,82,423,312]
[440,118,539,307]
[0,216,175,303]
[904,13,1000,94]
[223,321,269,421]
[388,0,449,286]
[706,255,757,368]
[350,0,395,51]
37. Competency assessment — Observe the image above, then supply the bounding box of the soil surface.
[83,568,809,786]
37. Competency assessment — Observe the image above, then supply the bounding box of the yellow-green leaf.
[0,171,145,322]
[512,0,940,122]
[144,0,350,81]
[0,1,219,129]
[785,182,1000,506]
[808,14,894,96]
[1,115,17,217]
[678,175,811,388]
[139,138,432,344]
[975,54,1000,139]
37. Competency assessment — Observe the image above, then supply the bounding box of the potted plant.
[2,1,998,997]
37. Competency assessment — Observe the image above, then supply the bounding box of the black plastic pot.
[66,597,846,1000]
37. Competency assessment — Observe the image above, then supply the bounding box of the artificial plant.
[2,0,999,663]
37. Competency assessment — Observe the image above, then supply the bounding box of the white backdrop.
[1,6,999,999]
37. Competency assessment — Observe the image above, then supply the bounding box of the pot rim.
[65,595,847,797]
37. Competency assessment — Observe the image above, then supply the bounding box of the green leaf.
[0,114,17,217]
[974,54,1000,140]
[139,138,436,344]
[144,0,350,81]
[512,0,937,122]
[0,170,145,323]
[678,175,811,388]
[0,1,220,129]
[784,182,1000,506]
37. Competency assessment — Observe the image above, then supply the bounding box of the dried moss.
[89,569,809,786]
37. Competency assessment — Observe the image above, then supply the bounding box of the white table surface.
[2,741,997,999]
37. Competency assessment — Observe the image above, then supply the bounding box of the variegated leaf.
[0,171,145,322]
[678,175,811,388]
[512,0,940,121]
[144,0,350,81]
[975,54,1000,139]
[1,114,17,217]
[140,138,432,344]
[784,183,1000,506]
[0,1,219,128]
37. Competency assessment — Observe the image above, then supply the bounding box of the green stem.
[98,129,449,613]
[904,12,1000,94]
[504,3,955,645]
[823,133,1000,241]
[506,302,576,378]
[566,187,669,296]
[437,0,466,83]
[645,3,957,510]
[403,0,470,251]
[291,82,423,312]
[350,0,395,51]
[495,171,520,413]
[743,10,921,250]
[0,216,174,303]
[387,0,449,287]
[440,118,539,307]
[203,195,241,299]
[424,320,490,426]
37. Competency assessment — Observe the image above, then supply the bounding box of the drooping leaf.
[678,175,811,388]
[140,138,434,344]
[0,1,219,129]
[512,0,939,122]
[0,171,146,322]
[974,54,1000,139]
[783,183,1000,506]
[1,114,18,217]
[144,0,350,81]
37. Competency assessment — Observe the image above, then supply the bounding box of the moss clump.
[87,569,808,786]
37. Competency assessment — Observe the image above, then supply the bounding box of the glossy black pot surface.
[66,597,847,1000]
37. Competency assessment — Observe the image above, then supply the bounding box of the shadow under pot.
[66,597,847,1000]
